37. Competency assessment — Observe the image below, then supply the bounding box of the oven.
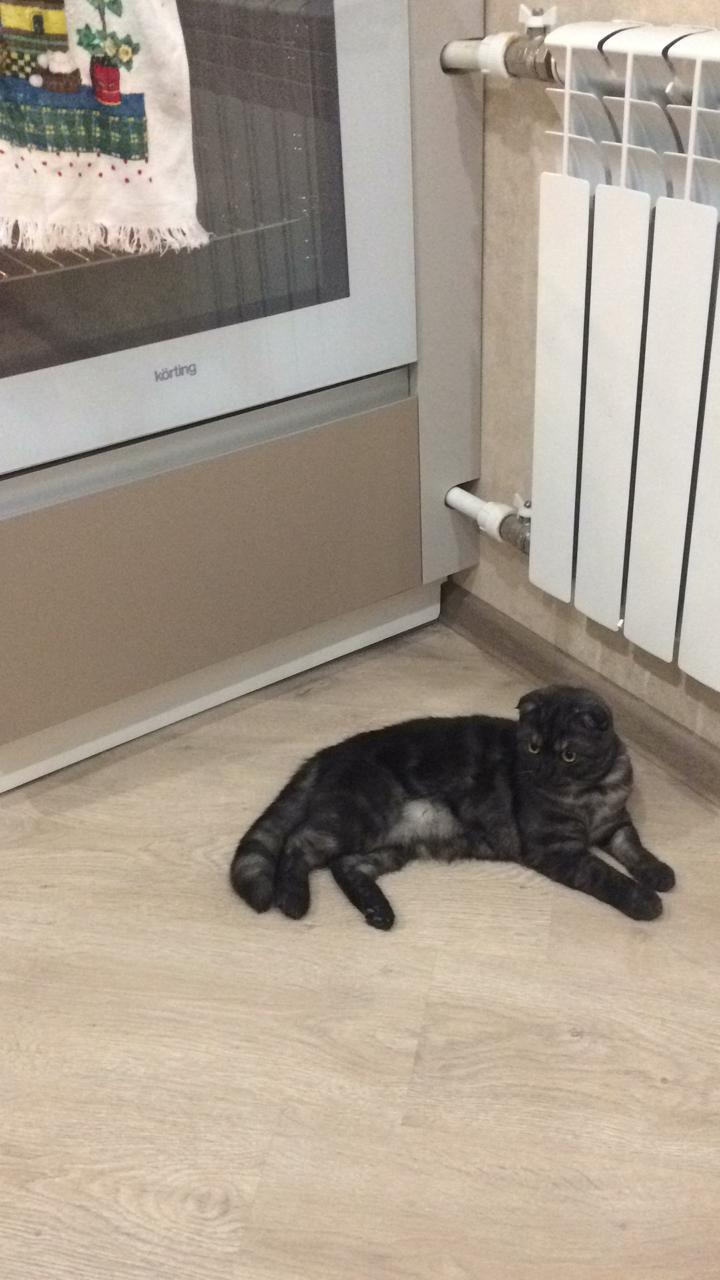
[0,0,482,791]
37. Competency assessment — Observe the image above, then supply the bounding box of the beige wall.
[408,0,484,582]
[458,0,720,746]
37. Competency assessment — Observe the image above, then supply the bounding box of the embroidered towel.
[0,0,208,253]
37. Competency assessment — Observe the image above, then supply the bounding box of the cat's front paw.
[640,860,676,893]
[625,887,663,921]
[364,901,395,931]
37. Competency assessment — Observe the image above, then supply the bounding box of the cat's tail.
[230,762,316,912]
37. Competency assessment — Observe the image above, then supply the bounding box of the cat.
[230,684,675,930]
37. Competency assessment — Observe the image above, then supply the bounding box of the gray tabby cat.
[230,684,675,929]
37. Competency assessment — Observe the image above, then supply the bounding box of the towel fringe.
[0,216,209,256]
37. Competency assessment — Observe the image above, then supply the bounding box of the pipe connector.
[498,511,531,556]
[505,34,557,83]
[445,486,531,555]
[440,7,559,84]
[441,33,558,83]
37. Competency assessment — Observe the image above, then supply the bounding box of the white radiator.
[529,22,720,691]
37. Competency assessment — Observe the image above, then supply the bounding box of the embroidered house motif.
[0,1,69,79]
[0,0,147,160]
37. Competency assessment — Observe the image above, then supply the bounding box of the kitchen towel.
[0,0,208,253]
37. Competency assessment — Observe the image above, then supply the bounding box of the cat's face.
[515,685,615,786]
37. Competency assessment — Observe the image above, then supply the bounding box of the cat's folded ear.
[517,693,538,719]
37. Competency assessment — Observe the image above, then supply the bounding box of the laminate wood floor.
[2,622,719,1279]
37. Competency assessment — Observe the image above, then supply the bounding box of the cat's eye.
[528,741,541,754]
[562,749,577,763]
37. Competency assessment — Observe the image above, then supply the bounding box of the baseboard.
[443,582,720,802]
[0,584,441,794]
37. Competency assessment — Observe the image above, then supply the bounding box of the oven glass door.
[0,0,415,473]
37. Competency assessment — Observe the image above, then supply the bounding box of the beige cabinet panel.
[0,401,420,744]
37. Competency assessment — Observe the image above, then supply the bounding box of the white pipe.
[445,487,516,541]
[440,35,514,79]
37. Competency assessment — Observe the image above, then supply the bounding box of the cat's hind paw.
[626,888,663,921]
[275,878,311,920]
[640,860,676,893]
